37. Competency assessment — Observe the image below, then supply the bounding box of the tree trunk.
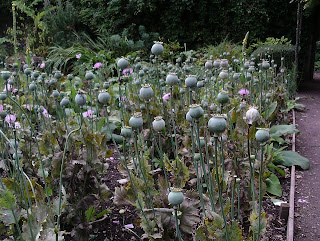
[294,1,302,84]
[302,4,320,82]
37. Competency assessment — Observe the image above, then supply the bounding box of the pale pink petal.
[124,224,134,229]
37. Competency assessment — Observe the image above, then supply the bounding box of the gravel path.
[294,72,320,240]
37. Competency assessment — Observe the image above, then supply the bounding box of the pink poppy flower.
[13,89,18,94]
[76,53,82,59]
[280,68,285,73]
[118,96,126,102]
[43,108,52,118]
[83,109,94,118]
[5,114,16,124]
[238,89,249,96]
[93,62,102,69]
[40,62,45,68]
[14,122,21,129]
[3,84,12,92]
[0,104,3,111]
[122,68,133,76]
[162,93,171,101]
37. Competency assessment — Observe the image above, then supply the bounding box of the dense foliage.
[1,0,297,51]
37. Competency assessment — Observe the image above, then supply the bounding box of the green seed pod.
[208,114,227,134]
[121,126,133,138]
[75,91,87,106]
[129,112,143,129]
[151,41,164,56]
[0,111,7,119]
[233,73,240,80]
[152,116,165,132]
[117,57,129,70]
[103,82,110,89]
[54,71,62,79]
[60,97,70,107]
[255,128,270,143]
[52,90,60,98]
[166,73,179,86]
[205,61,213,69]
[210,104,217,111]
[220,59,229,68]
[0,92,7,101]
[262,60,270,70]
[85,71,95,80]
[29,82,37,91]
[139,84,154,101]
[140,104,145,110]
[24,68,32,76]
[33,71,40,78]
[185,75,197,88]
[197,81,204,88]
[186,111,194,123]
[168,188,184,206]
[98,91,111,104]
[213,59,221,68]
[1,71,11,80]
[67,74,73,80]
[217,91,229,104]
[189,104,204,119]
[197,137,206,148]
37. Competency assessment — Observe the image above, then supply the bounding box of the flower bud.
[246,106,260,125]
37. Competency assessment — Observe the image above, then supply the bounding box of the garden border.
[286,109,296,241]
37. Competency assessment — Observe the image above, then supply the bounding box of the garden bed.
[0,41,310,241]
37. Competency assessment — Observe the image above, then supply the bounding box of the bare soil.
[294,72,320,240]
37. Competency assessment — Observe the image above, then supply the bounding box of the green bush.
[249,37,295,68]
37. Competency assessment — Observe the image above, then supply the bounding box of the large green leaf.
[270,124,299,138]
[263,101,277,119]
[265,173,282,196]
[277,151,310,170]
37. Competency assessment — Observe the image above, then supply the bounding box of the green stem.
[247,125,256,210]
[170,87,179,160]
[133,130,156,219]
[214,136,230,241]
[257,144,264,240]
[174,206,183,241]
[56,112,82,239]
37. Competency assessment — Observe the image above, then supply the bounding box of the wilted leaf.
[249,210,267,236]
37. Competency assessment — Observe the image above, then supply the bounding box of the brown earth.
[294,72,320,240]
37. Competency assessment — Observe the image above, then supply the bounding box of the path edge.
[286,109,296,241]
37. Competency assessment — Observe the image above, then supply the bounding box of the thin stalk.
[158,132,170,189]
[56,113,82,240]
[169,87,179,160]
[133,130,156,219]
[190,122,206,216]
[174,206,183,241]
[214,136,230,241]
[195,121,214,210]
[247,125,256,210]
[231,177,236,220]
[257,144,264,241]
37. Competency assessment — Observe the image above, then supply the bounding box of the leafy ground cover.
[0,38,309,241]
